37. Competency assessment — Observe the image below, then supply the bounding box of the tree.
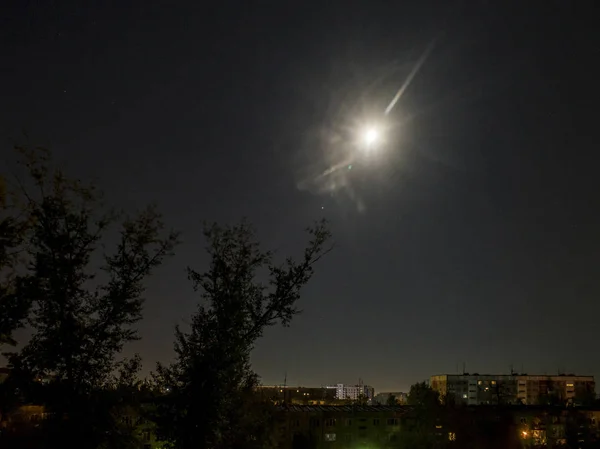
[445,407,521,449]
[393,383,442,449]
[386,394,398,406]
[352,393,369,406]
[152,219,331,449]
[0,174,30,347]
[2,148,179,448]
[575,383,596,407]
[490,380,512,405]
[407,381,440,408]
[538,379,563,406]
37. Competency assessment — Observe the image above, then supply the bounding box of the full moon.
[362,127,379,147]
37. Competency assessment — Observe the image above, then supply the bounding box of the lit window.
[566,383,574,387]
[478,381,482,385]
[324,433,336,442]
[491,381,496,385]
[449,432,456,441]
[463,394,468,399]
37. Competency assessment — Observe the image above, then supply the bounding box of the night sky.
[1,1,598,392]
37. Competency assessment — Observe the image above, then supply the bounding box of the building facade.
[331,383,375,401]
[278,405,407,448]
[276,404,600,449]
[257,386,338,405]
[431,373,595,406]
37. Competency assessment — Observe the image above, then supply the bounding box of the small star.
[63,90,67,93]
[321,206,324,210]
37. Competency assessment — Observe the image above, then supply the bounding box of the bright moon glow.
[362,127,379,147]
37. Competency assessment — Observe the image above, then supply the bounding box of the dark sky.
[1,0,599,392]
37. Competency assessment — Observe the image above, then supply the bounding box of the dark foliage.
[0,174,30,347]
[0,148,178,449]
[387,394,398,406]
[151,219,331,449]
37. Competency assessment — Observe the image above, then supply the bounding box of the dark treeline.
[0,147,332,449]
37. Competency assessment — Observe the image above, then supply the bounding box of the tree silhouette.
[151,219,331,449]
[407,381,440,408]
[2,148,179,449]
[0,174,30,347]
[387,394,398,406]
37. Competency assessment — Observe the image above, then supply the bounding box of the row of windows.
[302,418,399,427]
[322,432,457,443]
[323,433,400,443]
[518,417,597,425]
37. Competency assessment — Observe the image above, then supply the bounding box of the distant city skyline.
[257,367,598,394]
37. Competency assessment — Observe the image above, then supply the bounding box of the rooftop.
[278,405,410,413]
[433,373,594,379]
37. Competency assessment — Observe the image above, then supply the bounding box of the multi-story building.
[276,404,600,449]
[257,385,338,405]
[330,382,375,401]
[431,373,595,405]
[277,405,407,448]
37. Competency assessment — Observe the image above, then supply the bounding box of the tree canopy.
[407,381,440,408]
[1,148,179,449]
[151,218,332,449]
[0,174,30,347]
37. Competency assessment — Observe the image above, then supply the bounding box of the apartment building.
[330,383,375,401]
[276,404,600,448]
[278,405,407,448]
[257,385,337,405]
[431,373,595,405]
